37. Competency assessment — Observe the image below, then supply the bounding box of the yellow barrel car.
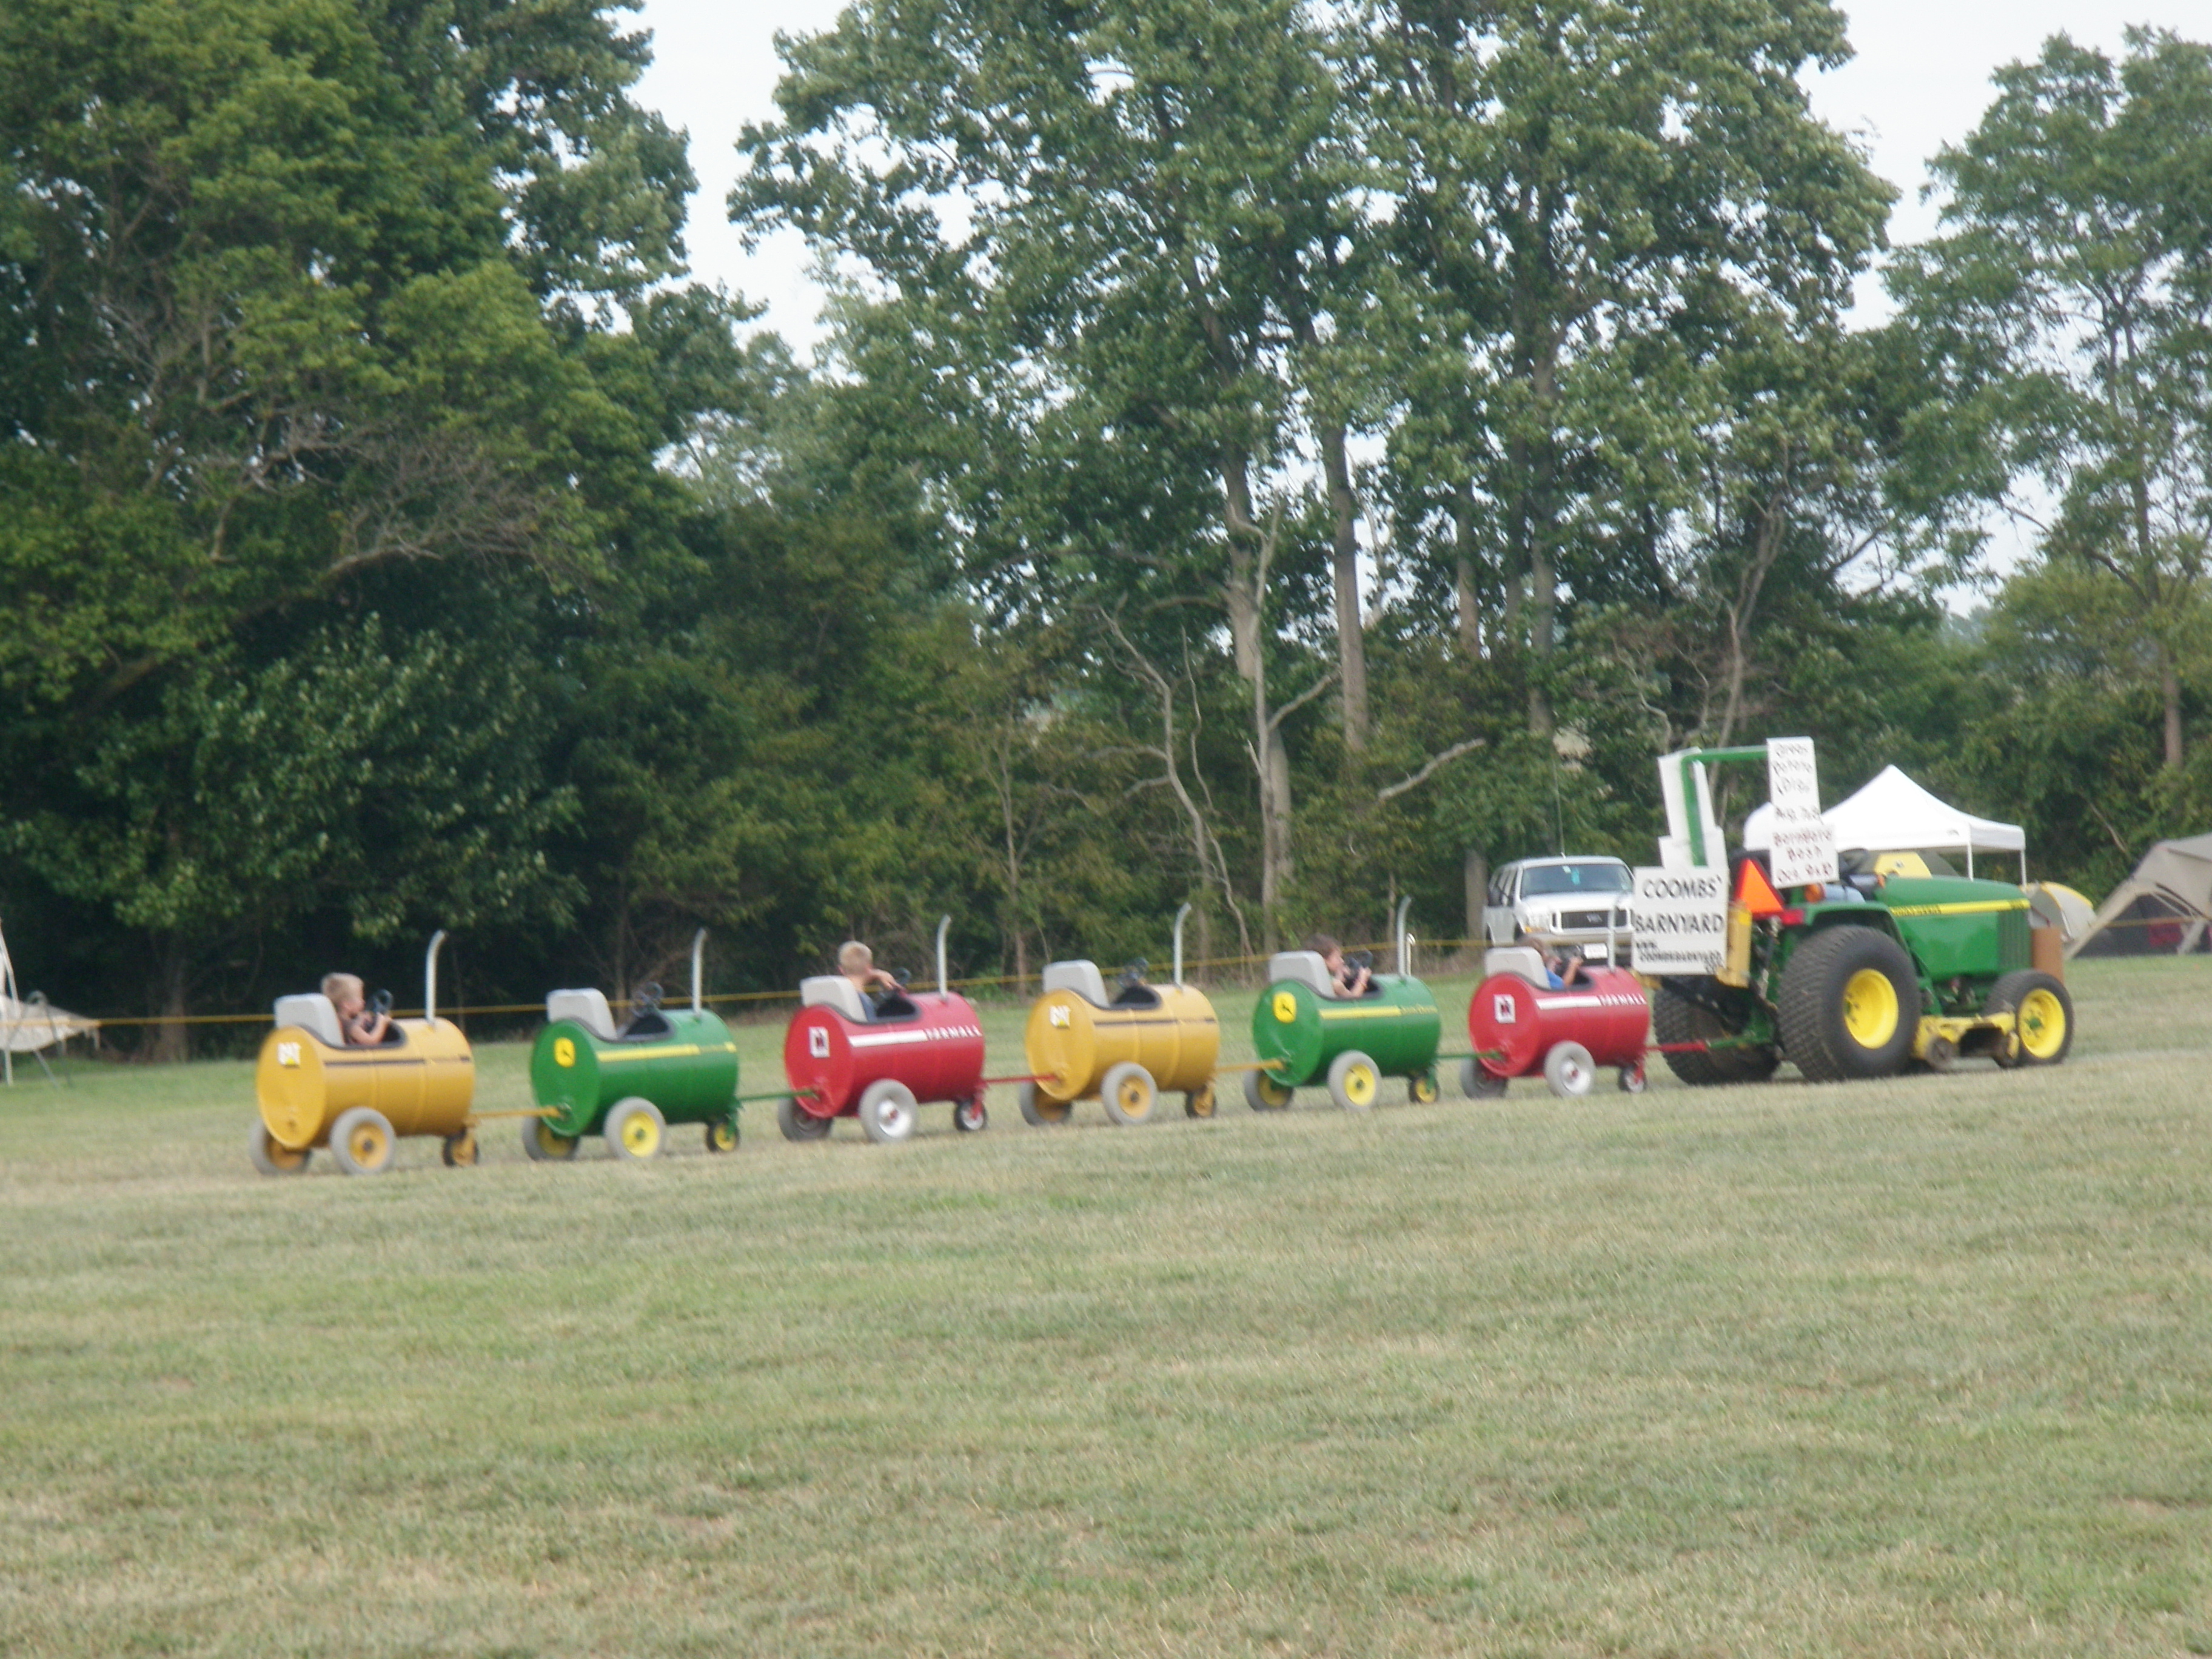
[250,933,478,1176]
[1021,959,1221,1125]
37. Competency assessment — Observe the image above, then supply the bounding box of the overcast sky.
[632,1,2209,352]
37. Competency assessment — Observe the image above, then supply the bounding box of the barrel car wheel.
[705,1119,740,1153]
[1244,1069,1293,1111]
[1616,1063,1647,1094]
[859,1079,919,1144]
[441,1128,478,1167]
[1184,1084,1216,1119]
[1460,1057,1507,1099]
[523,1117,580,1161]
[1018,1081,1071,1126]
[605,1097,666,1161]
[1542,1041,1596,1099]
[330,1107,397,1176]
[250,1122,311,1177]
[777,1094,834,1141]
[1408,1070,1441,1106]
[1327,1050,1380,1112]
[953,1095,988,1133]
[1101,1061,1159,1126]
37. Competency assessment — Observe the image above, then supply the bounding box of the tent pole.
[1966,845,1974,879]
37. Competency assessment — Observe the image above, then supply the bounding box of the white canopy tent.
[1743,765,2028,881]
[0,919,100,1084]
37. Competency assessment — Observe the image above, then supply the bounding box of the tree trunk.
[1320,421,1369,751]
[1453,481,1481,658]
[148,934,190,1064]
[2160,642,2184,768]
[1464,850,1487,951]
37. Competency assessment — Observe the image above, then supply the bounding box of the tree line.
[2,1,2207,1052]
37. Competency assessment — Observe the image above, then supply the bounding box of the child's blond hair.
[321,971,363,1004]
[837,941,872,975]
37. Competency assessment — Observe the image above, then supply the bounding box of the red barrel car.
[1465,947,1650,1098]
[780,976,988,1143]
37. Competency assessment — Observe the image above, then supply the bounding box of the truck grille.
[1561,908,1623,930]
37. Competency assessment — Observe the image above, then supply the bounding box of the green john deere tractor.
[1644,745,2074,1084]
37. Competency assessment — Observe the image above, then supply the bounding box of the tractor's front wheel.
[1777,927,1920,1083]
[1653,980,1778,1086]
[1988,970,2074,1067]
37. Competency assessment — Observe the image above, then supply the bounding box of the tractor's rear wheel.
[1988,970,2074,1067]
[1777,927,1921,1083]
[1652,980,1778,1086]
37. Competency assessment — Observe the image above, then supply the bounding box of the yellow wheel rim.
[1259,1074,1291,1108]
[1117,1078,1151,1118]
[1189,1087,1215,1118]
[266,1137,309,1172]
[535,1122,575,1158]
[1412,1074,1438,1104]
[2017,987,2067,1060]
[346,1122,389,1167]
[621,1114,662,1157]
[1842,967,1900,1048]
[1344,1065,1376,1107]
[708,1122,737,1151]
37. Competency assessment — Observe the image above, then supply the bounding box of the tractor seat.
[618,1007,674,1039]
[1042,960,1109,1007]
[273,993,343,1048]
[1483,946,1549,987]
[546,988,619,1041]
[800,976,870,1023]
[1111,982,1162,1008]
[1267,951,1335,998]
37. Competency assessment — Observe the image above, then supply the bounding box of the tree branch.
[1376,737,1487,803]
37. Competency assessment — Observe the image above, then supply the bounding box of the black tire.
[1776,925,1921,1083]
[1652,980,1779,1086]
[1986,970,2074,1067]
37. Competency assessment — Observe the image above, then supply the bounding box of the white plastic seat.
[1268,951,1336,999]
[273,994,343,1048]
[1041,960,1109,1007]
[800,976,870,1022]
[546,988,618,1041]
[1484,946,1549,987]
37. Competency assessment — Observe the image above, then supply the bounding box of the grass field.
[3,958,2210,1657]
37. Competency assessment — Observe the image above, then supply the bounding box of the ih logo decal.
[808,1027,831,1059]
[276,1042,301,1068]
[1493,994,1517,1025]
[553,1037,576,1068]
[1273,990,1297,1023]
[1049,1005,1071,1028]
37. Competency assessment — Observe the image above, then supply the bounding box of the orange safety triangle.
[1734,858,1787,924]
[1735,857,1786,917]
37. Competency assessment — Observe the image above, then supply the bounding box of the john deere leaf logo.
[554,1037,576,1068]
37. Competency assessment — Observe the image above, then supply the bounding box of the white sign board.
[1631,866,1731,976]
[1764,736,1837,890]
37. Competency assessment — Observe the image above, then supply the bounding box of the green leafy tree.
[1892,28,2212,771]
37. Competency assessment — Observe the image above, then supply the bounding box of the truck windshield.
[1521,862,1631,897]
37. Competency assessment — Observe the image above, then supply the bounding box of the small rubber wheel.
[1542,1042,1596,1099]
[777,1094,833,1141]
[250,1122,310,1176]
[705,1119,739,1153]
[605,1098,666,1161]
[1617,1064,1647,1094]
[1408,1070,1441,1106]
[859,1079,919,1144]
[441,1128,479,1167]
[953,1095,988,1133]
[1244,1069,1293,1111]
[1018,1081,1072,1125]
[1988,969,2073,1067]
[1101,1061,1158,1126]
[1184,1085,1216,1119]
[523,1116,579,1161]
[1923,1034,1958,1074]
[330,1107,397,1176]
[1460,1057,1507,1099]
[1327,1050,1379,1111]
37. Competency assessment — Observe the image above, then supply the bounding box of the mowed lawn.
[2,959,2209,1657]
